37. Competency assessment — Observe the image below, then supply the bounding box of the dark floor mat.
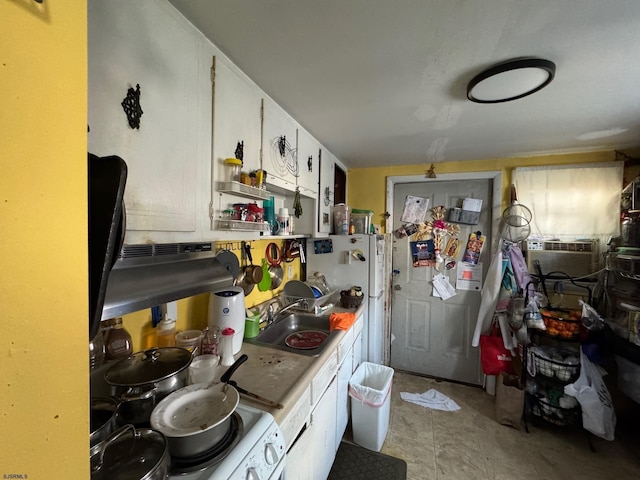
[328,441,407,480]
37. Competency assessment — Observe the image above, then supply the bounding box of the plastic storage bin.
[351,209,373,234]
[348,362,394,452]
[332,203,350,235]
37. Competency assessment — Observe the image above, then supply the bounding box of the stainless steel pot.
[91,425,170,480]
[105,347,191,425]
[150,354,247,458]
[90,397,119,447]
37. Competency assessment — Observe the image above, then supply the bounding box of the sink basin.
[245,313,335,357]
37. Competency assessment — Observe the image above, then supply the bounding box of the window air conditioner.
[525,240,601,278]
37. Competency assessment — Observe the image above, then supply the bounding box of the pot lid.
[105,347,191,387]
[91,426,167,480]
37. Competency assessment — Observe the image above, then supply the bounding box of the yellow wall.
[122,239,302,351]
[347,151,616,232]
[1,2,87,478]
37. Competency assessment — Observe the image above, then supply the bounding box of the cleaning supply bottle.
[156,315,176,347]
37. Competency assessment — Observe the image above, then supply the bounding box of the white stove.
[168,402,286,480]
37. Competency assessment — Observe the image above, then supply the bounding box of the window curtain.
[513,162,623,238]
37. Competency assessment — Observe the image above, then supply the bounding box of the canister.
[332,204,350,235]
[223,158,242,182]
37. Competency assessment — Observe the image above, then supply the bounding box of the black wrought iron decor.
[121,84,143,129]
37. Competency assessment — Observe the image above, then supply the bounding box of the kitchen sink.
[245,313,336,357]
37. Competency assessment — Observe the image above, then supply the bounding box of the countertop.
[214,303,365,424]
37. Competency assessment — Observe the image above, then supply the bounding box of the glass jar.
[201,326,219,356]
[246,203,264,222]
[233,203,248,221]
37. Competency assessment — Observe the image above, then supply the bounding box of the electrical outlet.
[288,265,293,278]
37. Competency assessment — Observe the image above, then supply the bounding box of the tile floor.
[351,371,640,480]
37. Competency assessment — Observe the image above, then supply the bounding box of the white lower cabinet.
[310,377,338,480]
[283,320,362,479]
[335,345,353,452]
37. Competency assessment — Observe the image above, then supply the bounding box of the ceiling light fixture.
[466,58,556,103]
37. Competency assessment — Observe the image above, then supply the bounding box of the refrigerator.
[306,234,391,365]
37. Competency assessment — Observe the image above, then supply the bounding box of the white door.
[389,179,492,385]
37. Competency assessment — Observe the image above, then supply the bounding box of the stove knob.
[264,443,279,465]
[246,467,259,480]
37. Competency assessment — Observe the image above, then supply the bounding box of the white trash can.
[348,362,394,452]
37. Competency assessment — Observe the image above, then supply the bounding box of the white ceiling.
[169,0,640,169]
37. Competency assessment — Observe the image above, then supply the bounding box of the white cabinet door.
[284,421,313,480]
[263,98,298,192]
[335,348,353,452]
[214,61,263,178]
[310,376,338,480]
[296,128,319,195]
[88,1,208,242]
[318,147,335,234]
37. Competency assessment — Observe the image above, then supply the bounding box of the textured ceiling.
[169,0,640,168]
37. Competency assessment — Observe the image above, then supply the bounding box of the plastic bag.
[564,349,616,440]
[524,293,546,330]
[348,362,394,407]
[579,299,604,331]
[480,321,515,376]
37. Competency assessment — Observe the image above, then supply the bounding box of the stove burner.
[169,412,244,475]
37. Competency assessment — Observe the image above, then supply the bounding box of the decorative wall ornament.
[121,84,143,129]
[235,141,244,163]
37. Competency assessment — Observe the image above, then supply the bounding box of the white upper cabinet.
[318,148,335,234]
[262,98,298,192]
[213,61,263,179]
[296,128,319,196]
[88,0,212,244]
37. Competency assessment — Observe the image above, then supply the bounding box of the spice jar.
[246,203,264,222]
[233,203,248,221]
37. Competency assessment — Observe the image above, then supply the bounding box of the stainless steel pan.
[266,242,284,290]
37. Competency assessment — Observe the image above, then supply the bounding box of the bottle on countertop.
[104,317,133,360]
[201,326,220,356]
[349,218,356,235]
[155,315,177,348]
[220,327,236,367]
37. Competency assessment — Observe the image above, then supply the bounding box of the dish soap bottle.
[156,315,176,348]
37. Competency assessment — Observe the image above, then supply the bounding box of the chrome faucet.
[266,298,308,327]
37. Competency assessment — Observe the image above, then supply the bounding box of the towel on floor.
[400,389,461,411]
[330,312,356,331]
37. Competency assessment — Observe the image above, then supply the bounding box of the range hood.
[101,242,234,320]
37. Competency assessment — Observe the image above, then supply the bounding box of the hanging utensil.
[244,242,263,284]
[266,242,284,289]
[258,258,272,291]
[236,241,254,296]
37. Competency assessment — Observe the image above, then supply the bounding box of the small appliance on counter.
[208,286,246,354]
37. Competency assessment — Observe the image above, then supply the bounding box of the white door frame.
[384,172,502,367]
